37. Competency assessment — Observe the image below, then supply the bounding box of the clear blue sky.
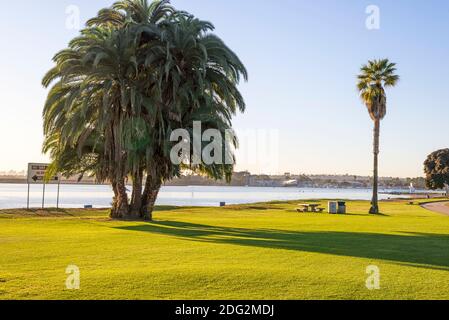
[1,0,448,177]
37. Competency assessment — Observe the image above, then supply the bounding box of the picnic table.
[297,203,325,213]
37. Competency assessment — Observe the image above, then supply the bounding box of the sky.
[1,0,449,177]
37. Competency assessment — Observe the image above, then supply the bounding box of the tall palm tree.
[357,59,399,214]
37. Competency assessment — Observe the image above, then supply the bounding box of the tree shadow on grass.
[115,221,449,271]
[284,210,389,217]
[154,206,208,212]
[154,206,182,212]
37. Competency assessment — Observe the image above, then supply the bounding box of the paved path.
[422,201,449,216]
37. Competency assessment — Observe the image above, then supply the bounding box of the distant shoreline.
[0,173,430,189]
[0,179,445,195]
[0,178,102,185]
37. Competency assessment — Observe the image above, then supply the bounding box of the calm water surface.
[0,183,411,209]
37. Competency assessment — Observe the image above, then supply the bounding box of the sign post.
[42,183,46,209]
[27,183,30,210]
[27,163,60,210]
[56,180,61,209]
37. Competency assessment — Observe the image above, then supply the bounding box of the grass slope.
[1,199,449,300]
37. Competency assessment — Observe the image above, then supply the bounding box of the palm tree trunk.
[370,119,380,214]
[141,174,161,221]
[109,119,129,219]
[115,177,129,218]
[110,180,119,218]
[110,178,129,219]
[130,169,143,217]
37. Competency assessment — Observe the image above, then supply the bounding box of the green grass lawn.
[1,199,449,300]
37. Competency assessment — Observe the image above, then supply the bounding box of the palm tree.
[357,59,399,214]
[43,26,150,218]
[87,2,247,220]
[42,0,247,220]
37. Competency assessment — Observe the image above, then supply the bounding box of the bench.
[297,204,325,213]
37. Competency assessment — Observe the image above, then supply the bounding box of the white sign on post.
[26,163,61,209]
[27,163,59,184]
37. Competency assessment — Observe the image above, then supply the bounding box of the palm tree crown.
[357,59,399,120]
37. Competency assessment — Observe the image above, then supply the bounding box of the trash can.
[328,202,338,214]
[337,201,346,214]
[220,202,226,207]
